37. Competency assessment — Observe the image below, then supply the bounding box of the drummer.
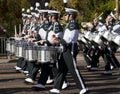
[107,14,120,70]
[24,9,51,84]
[20,9,40,74]
[14,9,33,72]
[15,7,40,83]
[32,10,63,90]
[48,8,88,94]
[99,14,116,75]
[82,18,104,71]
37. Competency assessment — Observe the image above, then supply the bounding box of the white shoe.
[46,77,54,84]
[49,88,60,94]
[23,71,29,74]
[14,66,21,70]
[34,84,45,89]
[79,88,89,94]
[25,78,34,83]
[26,73,29,76]
[38,69,41,74]
[62,81,70,89]
[86,65,91,69]
[111,65,114,70]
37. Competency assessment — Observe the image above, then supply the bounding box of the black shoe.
[88,67,98,71]
[32,84,45,91]
[102,71,112,76]
[32,86,45,91]
[48,91,60,94]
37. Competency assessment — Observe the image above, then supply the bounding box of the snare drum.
[6,39,11,52]
[24,43,38,61]
[78,33,84,41]
[102,31,112,41]
[11,39,16,54]
[84,31,91,40]
[37,46,57,63]
[6,38,16,55]
[93,34,103,45]
[15,40,25,57]
[112,35,120,46]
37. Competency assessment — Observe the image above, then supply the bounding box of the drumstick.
[14,25,17,37]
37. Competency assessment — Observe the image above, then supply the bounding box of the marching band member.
[33,10,64,90]
[89,18,103,71]
[86,14,120,75]
[106,14,120,71]
[21,11,38,74]
[83,18,103,71]
[24,9,51,84]
[20,10,40,74]
[83,14,115,74]
[14,9,32,72]
[48,8,88,94]
[99,14,116,75]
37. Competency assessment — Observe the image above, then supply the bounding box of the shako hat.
[64,7,78,15]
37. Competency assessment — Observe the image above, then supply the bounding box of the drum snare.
[112,35,120,46]
[15,40,25,58]
[6,38,16,55]
[24,43,38,61]
[93,34,103,45]
[37,46,57,63]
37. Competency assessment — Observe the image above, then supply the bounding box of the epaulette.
[41,20,50,31]
[67,20,79,30]
[70,20,75,23]
[44,20,49,24]
[69,23,76,30]
[53,22,62,33]
[54,22,59,25]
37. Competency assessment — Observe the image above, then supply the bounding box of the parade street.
[0,0,120,94]
[0,53,120,94]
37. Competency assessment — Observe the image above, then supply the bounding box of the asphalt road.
[0,53,120,94]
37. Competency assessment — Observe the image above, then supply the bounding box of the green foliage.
[21,0,31,10]
[0,0,120,36]
[49,0,65,17]
[0,0,30,36]
[51,0,120,33]
[49,0,120,23]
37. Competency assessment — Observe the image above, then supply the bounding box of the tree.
[0,0,120,36]
[0,0,31,36]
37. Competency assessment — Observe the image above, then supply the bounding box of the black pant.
[91,47,101,68]
[16,57,24,68]
[27,61,41,80]
[83,46,100,68]
[83,46,92,66]
[38,63,54,85]
[53,49,86,90]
